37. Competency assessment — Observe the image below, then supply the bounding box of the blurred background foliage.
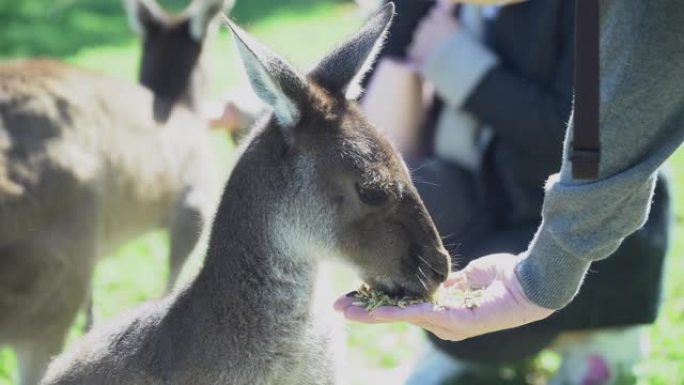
[1,1,683,385]
[0,0,346,58]
[1,0,134,57]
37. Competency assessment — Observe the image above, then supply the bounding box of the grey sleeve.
[516,0,684,309]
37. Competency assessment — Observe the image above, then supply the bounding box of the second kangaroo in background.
[0,0,228,384]
[41,3,450,385]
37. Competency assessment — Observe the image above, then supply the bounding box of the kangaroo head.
[124,0,230,121]
[227,3,450,297]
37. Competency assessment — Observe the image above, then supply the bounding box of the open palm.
[335,253,554,341]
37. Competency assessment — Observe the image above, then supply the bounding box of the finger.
[442,271,467,288]
[333,294,359,312]
[394,314,467,342]
[443,268,490,290]
[343,306,387,324]
[370,302,437,322]
[455,258,504,288]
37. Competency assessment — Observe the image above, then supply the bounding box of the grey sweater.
[516,0,684,309]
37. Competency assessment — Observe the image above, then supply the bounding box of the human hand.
[407,4,459,69]
[334,253,554,341]
[209,101,242,134]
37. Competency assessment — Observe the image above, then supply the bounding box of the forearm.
[517,0,684,309]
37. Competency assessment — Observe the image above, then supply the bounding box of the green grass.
[59,2,362,96]
[634,150,684,385]
[0,0,200,58]
[1,3,684,385]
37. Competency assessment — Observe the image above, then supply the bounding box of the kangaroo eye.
[355,183,389,206]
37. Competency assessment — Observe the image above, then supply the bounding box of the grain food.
[353,284,484,311]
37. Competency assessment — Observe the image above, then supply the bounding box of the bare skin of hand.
[334,253,554,341]
[209,101,242,134]
[407,3,459,69]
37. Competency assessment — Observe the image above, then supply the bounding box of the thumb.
[455,253,523,288]
[445,261,496,289]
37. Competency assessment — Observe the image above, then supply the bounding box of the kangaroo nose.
[429,248,451,282]
[412,243,451,284]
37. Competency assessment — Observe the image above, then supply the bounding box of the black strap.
[571,0,600,180]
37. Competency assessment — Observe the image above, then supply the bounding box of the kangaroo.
[125,0,232,125]
[118,0,233,290]
[40,4,450,384]
[0,1,227,384]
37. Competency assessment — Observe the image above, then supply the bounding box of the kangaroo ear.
[226,18,308,129]
[123,0,164,36]
[309,2,394,99]
[188,0,233,42]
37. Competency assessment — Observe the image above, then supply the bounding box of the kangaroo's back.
[0,60,109,245]
[0,2,228,384]
[0,60,209,248]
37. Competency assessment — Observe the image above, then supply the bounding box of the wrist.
[515,225,592,310]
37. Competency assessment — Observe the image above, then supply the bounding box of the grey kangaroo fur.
[41,4,451,384]
[0,1,228,384]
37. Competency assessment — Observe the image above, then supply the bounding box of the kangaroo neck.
[184,125,319,324]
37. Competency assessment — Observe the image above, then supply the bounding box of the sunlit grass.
[63,2,362,98]
[633,150,684,385]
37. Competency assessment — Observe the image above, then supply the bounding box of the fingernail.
[345,290,359,298]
